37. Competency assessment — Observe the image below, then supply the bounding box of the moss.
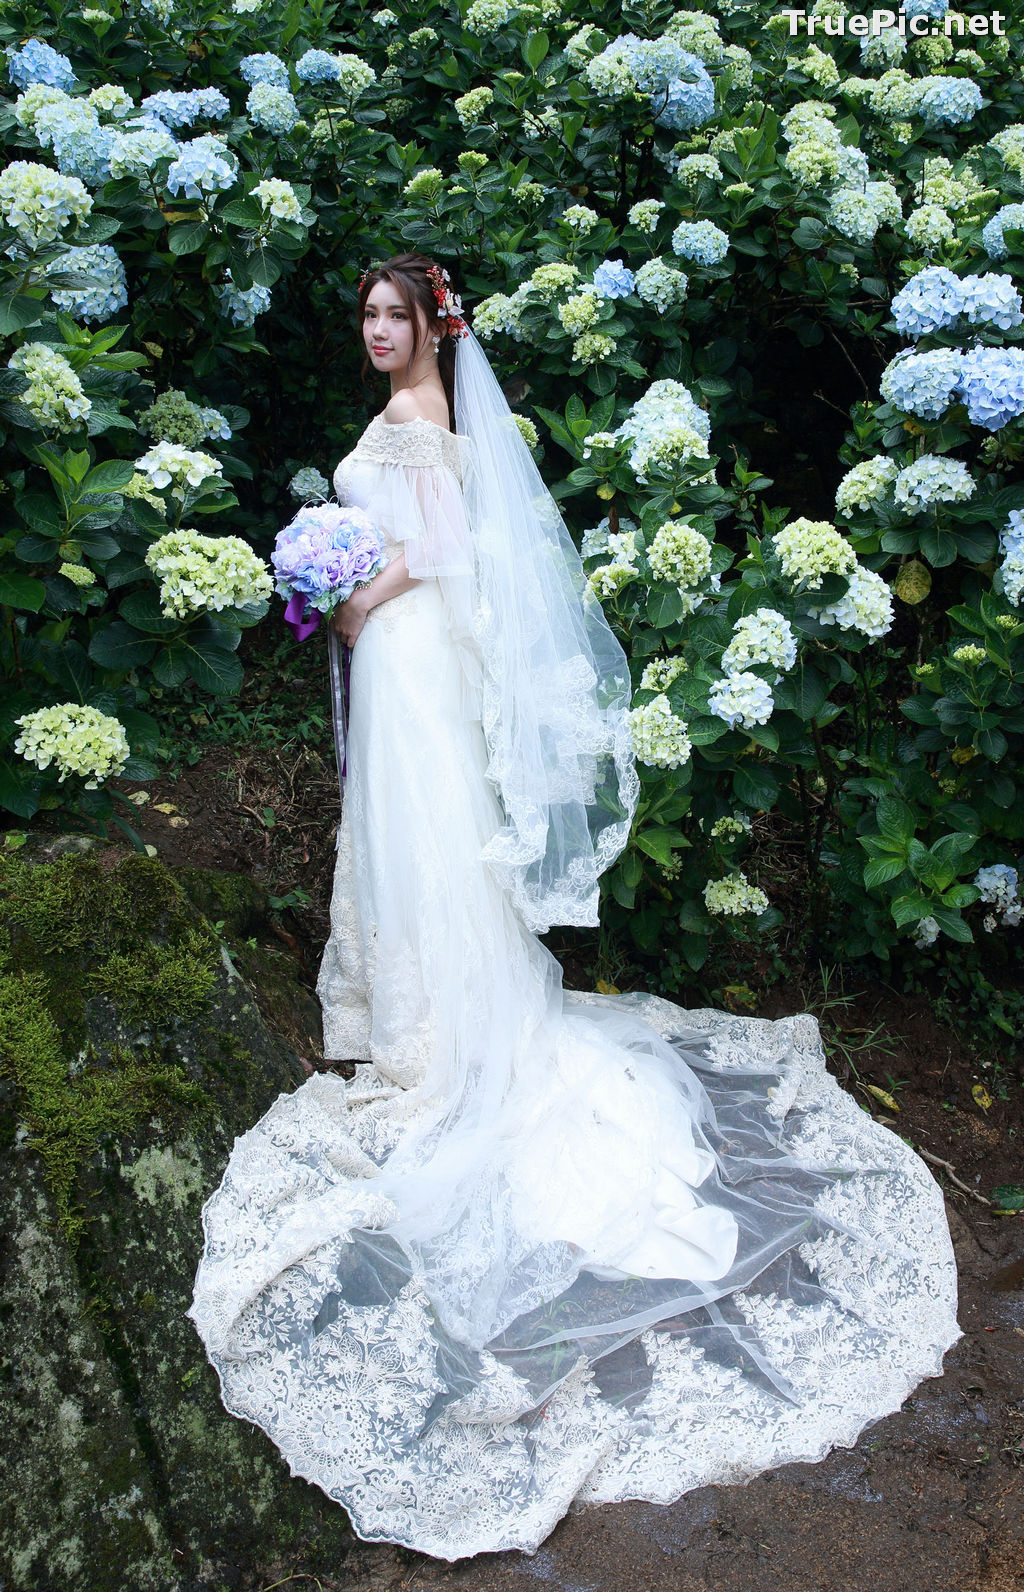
[0,853,220,1244]
[88,933,217,1026]
[0,968,206,1244]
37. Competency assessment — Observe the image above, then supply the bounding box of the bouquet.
[272,504,385,639]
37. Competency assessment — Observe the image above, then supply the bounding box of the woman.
[189,253,960,1561]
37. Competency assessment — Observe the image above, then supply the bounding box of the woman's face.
[362,279,429,376]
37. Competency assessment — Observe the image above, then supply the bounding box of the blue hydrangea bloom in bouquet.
[272,504,385,639]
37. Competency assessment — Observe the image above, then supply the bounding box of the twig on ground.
[918,1149,992,1206]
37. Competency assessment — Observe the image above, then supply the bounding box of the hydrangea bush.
[1,1,1023,970]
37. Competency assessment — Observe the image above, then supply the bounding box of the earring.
[432,334,440,353]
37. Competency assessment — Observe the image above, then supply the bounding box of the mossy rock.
[0,850,358,1591]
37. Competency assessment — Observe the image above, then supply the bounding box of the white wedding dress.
[189,413,960,1561]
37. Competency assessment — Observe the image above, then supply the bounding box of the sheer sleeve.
[333,420,481,713]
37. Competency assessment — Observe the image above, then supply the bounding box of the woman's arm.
[330,553,419,648]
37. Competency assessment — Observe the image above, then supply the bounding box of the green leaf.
[0,757,40,819]
[88,621,158,671]
[167,220,211,256]
[182,640,243,695]
[931,908,973,943]
[991,1185,1024,1212]
[523,29,549,70]
[0,293,45,335]
[82,458,135,493]
[864,854,907,889]
[976,727,1008,760]
[900,695,938,725]
[876,794,915,846]
[0,571,46,611]
[733,764,779,811]
[118,590,180,636]
[647,586,684,628]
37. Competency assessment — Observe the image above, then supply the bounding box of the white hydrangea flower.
[709,813,752,840]
[708,671,774,730]
[59,560,96,587]
[640,656,688,692]
[627,198,664,232]
[556,289,602,335]
[572,332,616,365]
[673,154,723,191]
[528,262,580,302]
[14,702,130,787]
[471,292,524,342]
[721,608,797,675]
[893,454,976,513]
[135,442,223,491]
[253,177,302,222]
[772,518,857,589]
[587,555,639,599]
[975,863,1022,927]
[8,342,91,431]
[0,160,92,248]
[836,456,899,516]
[146,528,273,618]
[703,871,769,916]
[647,519,712,588]
[628,694,692,769]
[810,564,894,639]
[561,203,599,233]
[905,203,955,249]
[617,378,713,485]
[913,915,940,948]
[633,257,688,314]
[455,85,493,127]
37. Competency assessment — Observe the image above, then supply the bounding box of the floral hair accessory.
[425,262,468,339]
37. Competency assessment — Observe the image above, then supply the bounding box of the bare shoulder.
[382,388,450,430]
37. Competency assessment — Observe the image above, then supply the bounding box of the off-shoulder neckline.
[372,412,455,437]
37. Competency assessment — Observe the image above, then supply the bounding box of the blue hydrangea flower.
[961,274,1023,332]
[918,77,982,128]
[982,203,1024,261]
[45,243,128,321]
[295,49,342,85]
[141,88,230,128]
[246,83,299,134]
[165,135,237,199]
[902,0,947,16]
[200,405,232,441]
[617,34,715,132]
[217,271,271,327]
[34,102,116,188]
[592,259,634,299]
[958,346,1024,431]
[240,53,290,88]
[7,39,75,93]
[891,266,963,339]
[671,219,729,266]
[880,347,962,420]
[191,87,230,120]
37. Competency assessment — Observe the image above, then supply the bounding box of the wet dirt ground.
[101,745,1024,1592]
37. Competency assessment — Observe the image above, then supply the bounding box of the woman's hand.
[332,587,372,648]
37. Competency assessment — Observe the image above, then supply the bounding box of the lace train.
[189,997,958,1560]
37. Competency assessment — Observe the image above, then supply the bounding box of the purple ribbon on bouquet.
[283,591,321,643]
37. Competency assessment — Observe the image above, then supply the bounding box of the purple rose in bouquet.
[272,504,386,638]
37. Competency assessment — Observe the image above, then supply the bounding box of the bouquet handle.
[326,626,350,806]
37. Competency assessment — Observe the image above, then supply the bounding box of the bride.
[188,252,960,1561]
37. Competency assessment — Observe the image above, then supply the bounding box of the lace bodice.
[333,414,465,500]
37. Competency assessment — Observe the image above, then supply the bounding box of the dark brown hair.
[357,252,458,430]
